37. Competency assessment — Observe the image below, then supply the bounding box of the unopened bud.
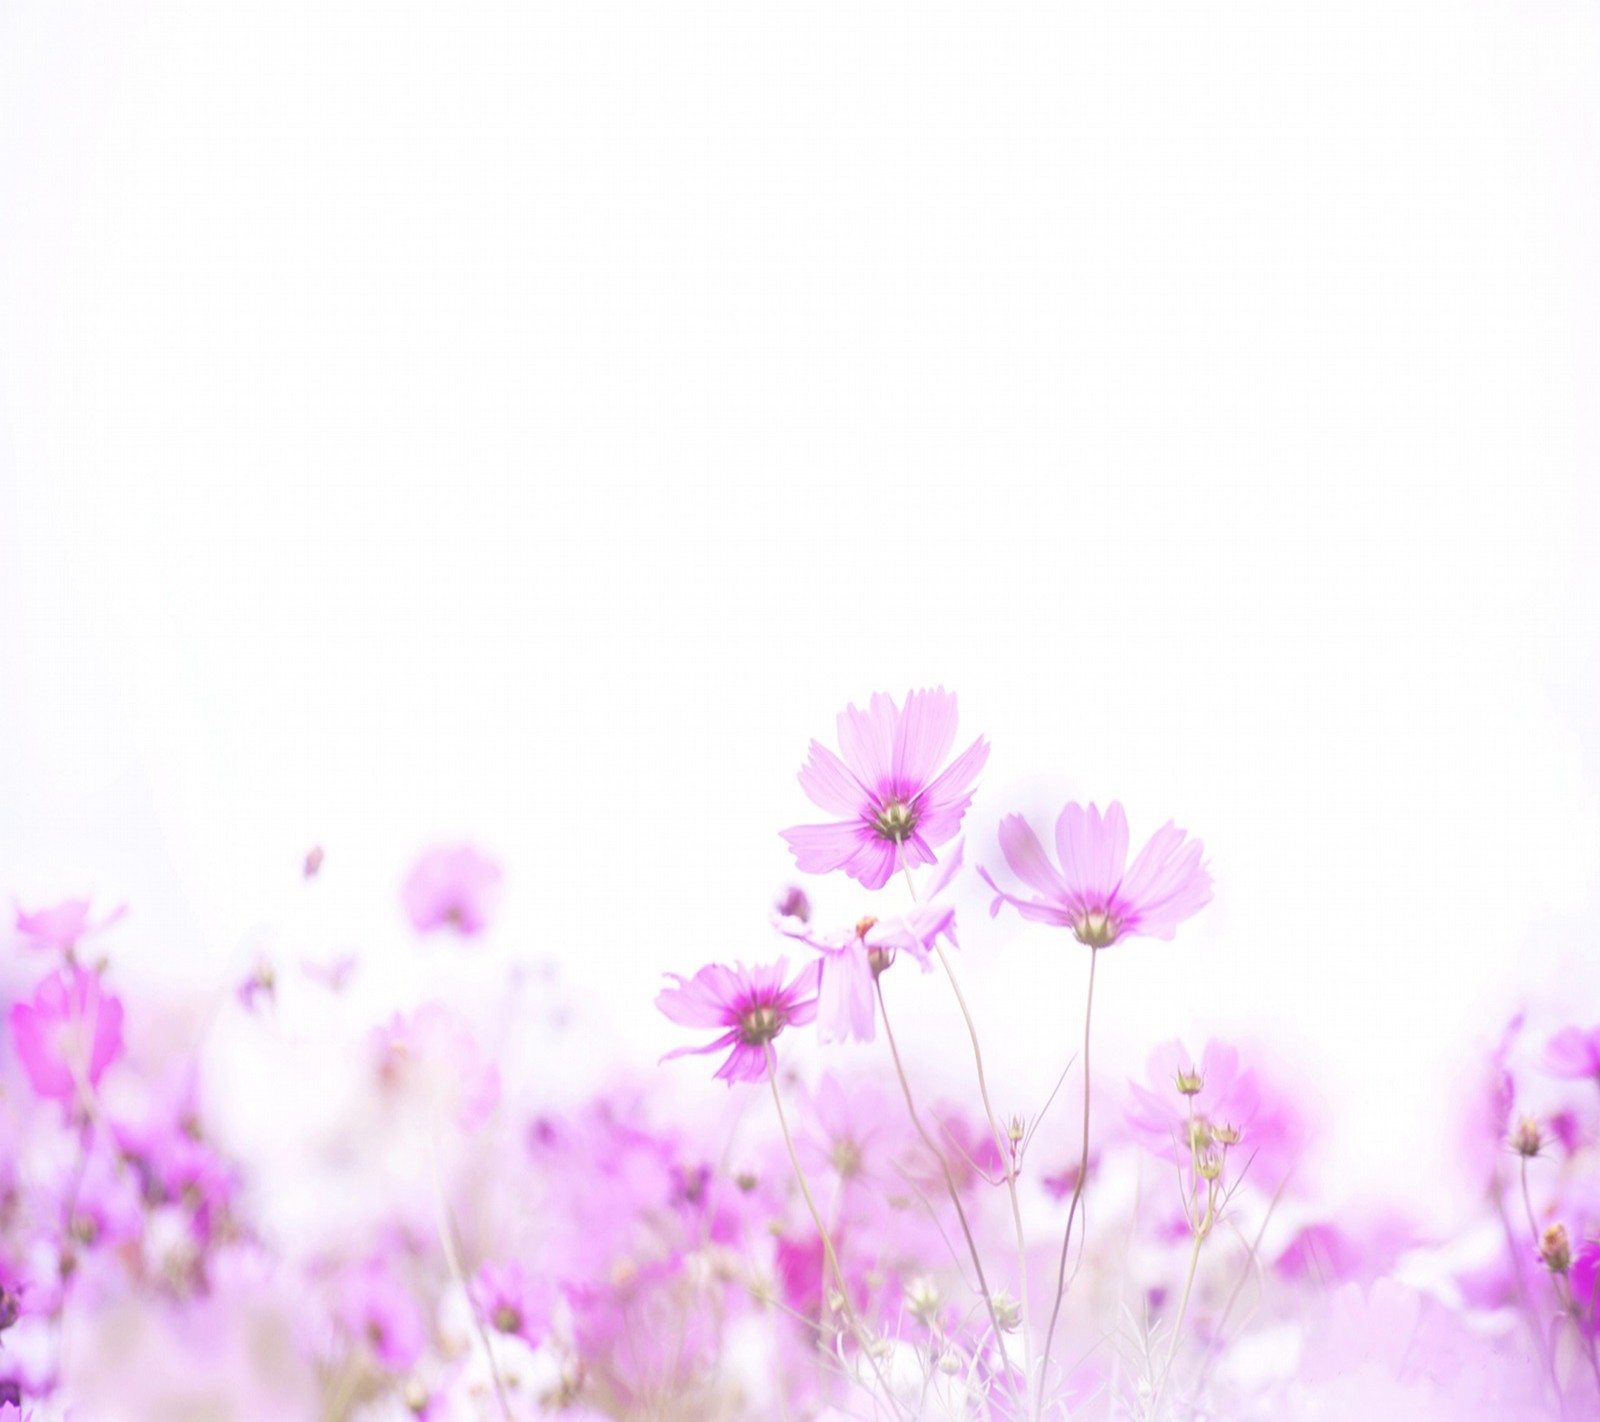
[1196,1149,1224,1183]
[1540,1223,1572,1274]
[1175,1069,1205,1097]
[775,885,810,923]
[1213,1122,1243,1147]
[1510,1116,1543,1158]
[991,1290,1022,1333]
[906,1276,942,1325]
[937,1349,963,1375]
[1006,1115,1026,1145]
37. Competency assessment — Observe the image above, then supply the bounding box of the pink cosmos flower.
[400,844,502,936]
[334,1257,427,1370]
[472,1261,553,1347]
[13,897,125,952]
[7,965,125,1107]
[780,688,989,890]
[656,959,820,1085]
[1545,1024,1600,1082]
[372,1003,501,1130]
[979,800,1210,947]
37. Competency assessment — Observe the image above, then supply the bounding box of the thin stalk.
[875,978,1025,1414]
[430,1144,514,1422]
[900,845,1035,1411]
[1191,1172,1291,1393]
[1149,1194,1211,1422]
[1037,945,1099,1418]
[764,1047,906,1418]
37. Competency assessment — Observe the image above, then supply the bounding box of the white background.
[2,2,1597,1200]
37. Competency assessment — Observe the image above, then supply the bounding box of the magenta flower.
[7,965,125,1107]
[978,800,1210,947]
[400,843,502,936]
[1545,1024,1600,1082]
[780,687,989,890]
[655,959,819,1085]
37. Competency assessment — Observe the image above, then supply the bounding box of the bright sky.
[2,2,1598,1201]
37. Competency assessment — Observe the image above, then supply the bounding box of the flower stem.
[900,846,1035,1410]
[875,978,1025,1414]
[1037,944,1098,1419]
[1149,1192,1212,1422]
[764,1047,906,1418]
[430,1142,514,1422]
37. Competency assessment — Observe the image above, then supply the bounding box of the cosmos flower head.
[656,958,820,1085]
[978,800,1210,947]
[781,688,988,891]
[7,964,125,1110]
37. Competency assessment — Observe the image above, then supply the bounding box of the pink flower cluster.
[0,693,1592,1421]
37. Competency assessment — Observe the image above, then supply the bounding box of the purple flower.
[781,688,988,891]
[656,959,819,1085]
[1545,1025,1600,1082]
[979,800,1210,947]
[400,844,502,937]
[7,965,125,1107]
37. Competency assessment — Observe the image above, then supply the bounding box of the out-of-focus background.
[2,2,1596,1199]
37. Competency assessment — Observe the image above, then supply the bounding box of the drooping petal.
[817,942,875,1044]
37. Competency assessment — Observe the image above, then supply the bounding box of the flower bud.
[1213,1122,1243,1147]
[1175,1068,1205,1097]
[991,1290,1022,1332]
[1540,1223,1572,1274]
[906,1276,942,1325]
[1510,1116,1543,1158]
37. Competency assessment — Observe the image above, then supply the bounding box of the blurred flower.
[13,897,124,953]
[400,843,503,937]
[780,688,988,891]
[7,965,125,1108]
[472,1260,553,1347]
[1125,1039,1306,1190]
[373,1003,501,1130]
[979,800,1210,947]
[335,1256,427,1370]
[1544,1024,1600,1082]
[656,959,819,1085]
